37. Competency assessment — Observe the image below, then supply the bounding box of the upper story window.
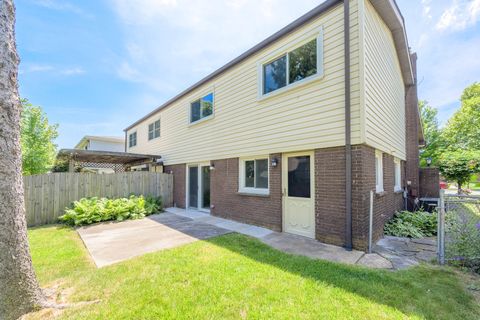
[190,93,214,123]
[148,119,160,140]
[239,157,269,195]
[129,132,137,148]
[394,158,402,192]
[262,36,320,95]
[375,150,384,193]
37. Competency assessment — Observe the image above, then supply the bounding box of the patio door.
[187,163,211,212]
[282,151,315,238]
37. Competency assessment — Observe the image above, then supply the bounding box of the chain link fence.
[438,190,480,272]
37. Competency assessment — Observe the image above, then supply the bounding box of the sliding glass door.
[187,164,211,212]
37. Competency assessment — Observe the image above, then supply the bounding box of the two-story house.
[124,0,423,250]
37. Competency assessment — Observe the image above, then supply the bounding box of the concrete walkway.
[78,207,405,269]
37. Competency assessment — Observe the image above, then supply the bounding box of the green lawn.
[27,226,479,320]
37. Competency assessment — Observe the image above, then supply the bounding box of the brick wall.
[164,164,186,208]
[315,147,346,246]
[350,145,404,250]
[210,154,283,231]
[419,167,440,198]
[405,53,421,208]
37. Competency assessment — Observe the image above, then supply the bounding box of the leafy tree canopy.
[438,150,480,192]
[20,99,59,175]
[419,100,446,167]
[443,82,480,150]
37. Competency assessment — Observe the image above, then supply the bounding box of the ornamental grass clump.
[384,210,437,238]
[59,195,162,226]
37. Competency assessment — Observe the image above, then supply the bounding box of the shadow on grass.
[205,233,479,320]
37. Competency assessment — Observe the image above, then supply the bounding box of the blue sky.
[16,0,480,148]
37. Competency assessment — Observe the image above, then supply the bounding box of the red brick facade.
[164,145,406,250]
[164,164,186,208]
[210,154,283,231]
[419,167,440,198]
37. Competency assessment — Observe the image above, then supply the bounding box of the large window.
[191,93,214,123]
[375,151,384,193]
[129,132,137,148]
[263,37,319,95]
[148,120,160,140]
[394,159,402,192]
[240,158,269,194]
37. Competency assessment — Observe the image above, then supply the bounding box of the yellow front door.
[282,151,315,238]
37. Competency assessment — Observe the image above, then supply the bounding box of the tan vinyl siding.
[128,2,361,165]
[363,0,406,160]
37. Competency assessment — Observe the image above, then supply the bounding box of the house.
[124,0,423,250]
[75,135,125,152]
[74,135,126,173]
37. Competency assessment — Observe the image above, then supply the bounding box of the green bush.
[445,203,480,273]
[59,195,163,226]
[384,210,437,238]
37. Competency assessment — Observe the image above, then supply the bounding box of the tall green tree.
[20,98,59,175]
[438,150,480,193]
[443,82,480,150]
[418,100,445,166]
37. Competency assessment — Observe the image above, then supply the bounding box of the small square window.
[129,132,137,148]
[239,158,269,194]
[190,93,214,123]
[148,120,160,140]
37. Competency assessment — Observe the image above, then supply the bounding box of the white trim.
[375,150,384,193]
[257,27,324,100]
[238,156,270,195]
[394,158,402,192]
[188,91,215,125]
[186,162,211,213]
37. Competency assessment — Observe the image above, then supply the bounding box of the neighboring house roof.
[75,135,124,149]
[124,0,414,132]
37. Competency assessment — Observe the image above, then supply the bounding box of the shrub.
[59,195,163,226]
[384,210,437,238]
[445,203,480,273]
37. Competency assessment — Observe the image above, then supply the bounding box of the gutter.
[344,0,353,251]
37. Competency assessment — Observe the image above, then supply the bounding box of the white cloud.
[60,67,85,75]
[20,64,54,74]
[32,0,93,18]
[108,0,320,95]
[20,63,86,76]
[436,0,480,31]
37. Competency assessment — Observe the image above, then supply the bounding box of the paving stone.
[356,254,393,269]
[411,237,437,246]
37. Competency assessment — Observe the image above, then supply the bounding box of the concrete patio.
[78,207,404,269]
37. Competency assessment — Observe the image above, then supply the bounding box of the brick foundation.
[210,154,282,231]
[164,164,186,208]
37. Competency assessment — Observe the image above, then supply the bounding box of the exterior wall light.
[209,163,215,170]
[271,158,278,168]
[426,157,432,167]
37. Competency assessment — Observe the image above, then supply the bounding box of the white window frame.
[257,26,324,100]
[128,131,137,148]
[375,150,384,193]
[148,119,161,141]
[394,158,402,192]
[189,92,215,125]
[238,156,270,195]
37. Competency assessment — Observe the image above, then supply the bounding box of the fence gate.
[437,190,480,268]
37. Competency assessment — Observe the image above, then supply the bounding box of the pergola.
[57,149,162,173]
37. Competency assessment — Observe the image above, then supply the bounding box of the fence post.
[438,189,445,265]
[368,190,374,254]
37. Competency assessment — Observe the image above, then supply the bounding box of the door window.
[287,156,311,198]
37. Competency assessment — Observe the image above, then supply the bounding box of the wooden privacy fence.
[23,172,173,227]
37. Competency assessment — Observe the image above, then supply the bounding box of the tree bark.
[0,1,46,319]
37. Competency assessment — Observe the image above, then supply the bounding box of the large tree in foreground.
[418,100,445,167]
[0,0,46,319]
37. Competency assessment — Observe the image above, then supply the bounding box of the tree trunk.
[0,1,46,319]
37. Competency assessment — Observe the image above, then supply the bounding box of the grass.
[27,226,480,320]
